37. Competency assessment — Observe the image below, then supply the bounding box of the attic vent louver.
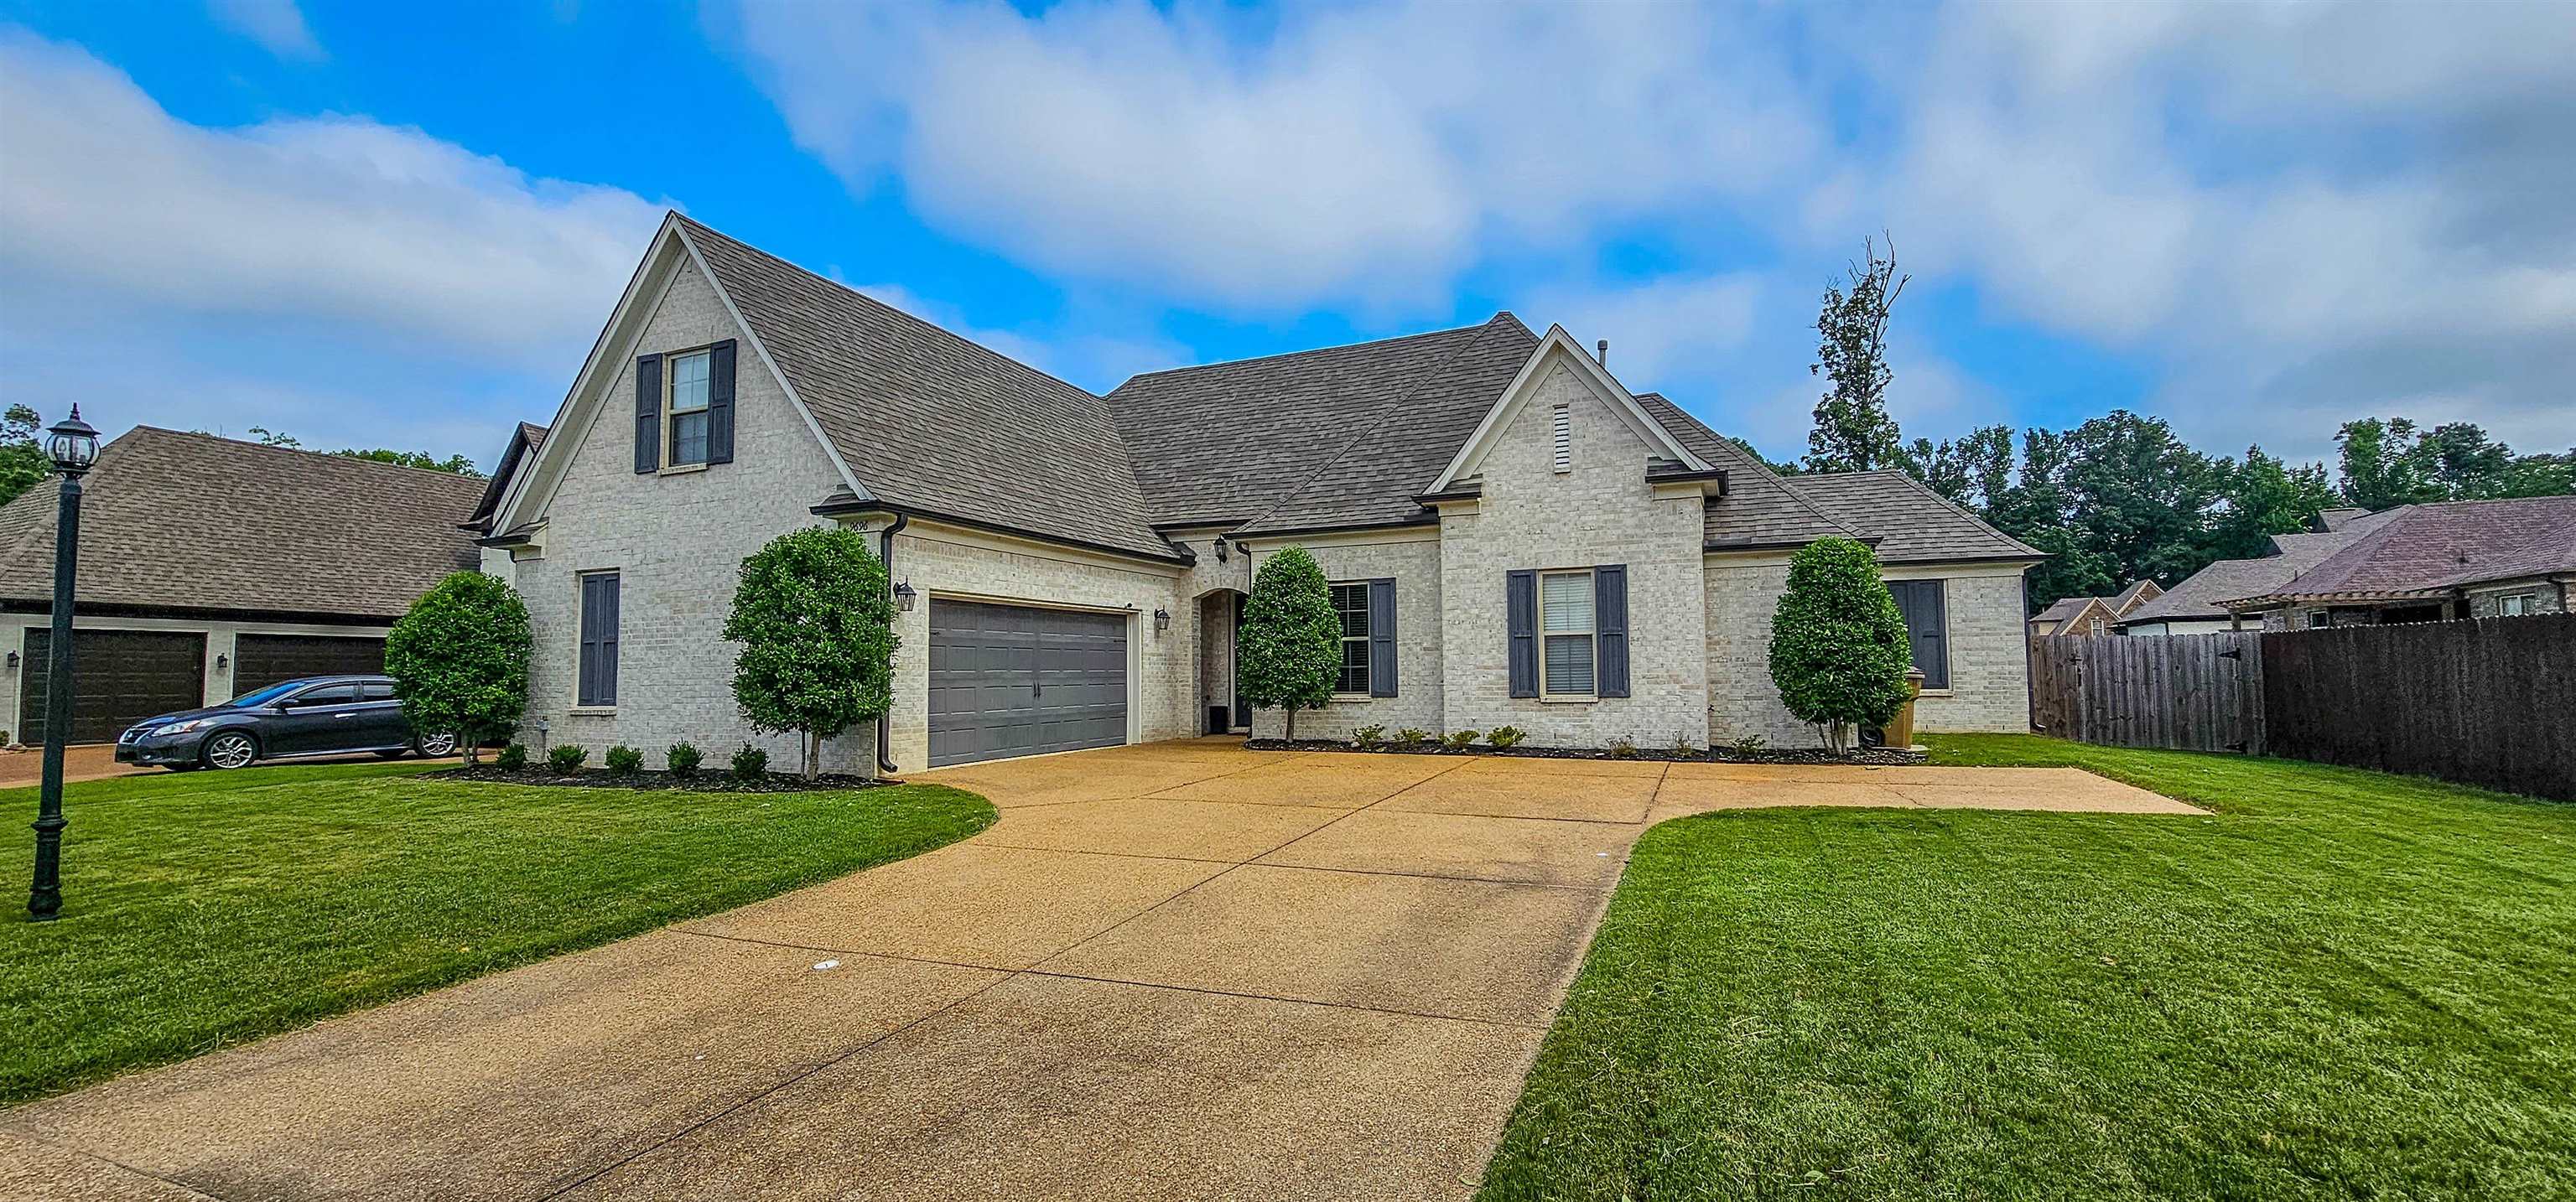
[1550,404,1571,473]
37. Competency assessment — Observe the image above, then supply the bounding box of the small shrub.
[667,742,703,779]
[1443,729,1481,750]
[1670,733,1699,758]
[604,744,644,775]
[1394,728,1430,746]
[730,743,770,782]
[1607,737,1639,759]
[1729,734,1768,757]
[495,743,528,771]
[546,743,587,775]
[1353,724,1386,749]
[1487,726,1525,749]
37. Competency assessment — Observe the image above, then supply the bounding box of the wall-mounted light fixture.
[894,581,917,612]
[1153,607,1171,633]
[1213,536,1229,562]
[214,654,229,673]
[3,651,15,669]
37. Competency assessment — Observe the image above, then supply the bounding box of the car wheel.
[203,732,259,770]
[415,733,459,757]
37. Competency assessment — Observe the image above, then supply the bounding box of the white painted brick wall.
[1439,363,1710,748]
[1706,556,2033,747]
[507,256,871,772]
[1245,536,1445,740]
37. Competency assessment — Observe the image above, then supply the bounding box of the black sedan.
[113,675,457,771]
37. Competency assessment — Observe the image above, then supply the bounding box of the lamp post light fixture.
[29,404,99,922]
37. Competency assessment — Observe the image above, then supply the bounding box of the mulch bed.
[435,766,904,793]
[1244,738,1926,766]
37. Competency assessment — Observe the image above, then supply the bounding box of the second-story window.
[667,349,712,467]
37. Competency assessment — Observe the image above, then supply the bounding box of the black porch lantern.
[28,404,100,921]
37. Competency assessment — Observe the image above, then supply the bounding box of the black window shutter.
[1507,570,1538,698]
[600,574,620,706]
[707,340,736,464]
[1890,580,1948,689]
[633,355,662,474]
[1368,578,1397,697]
[1594,564,1629,697]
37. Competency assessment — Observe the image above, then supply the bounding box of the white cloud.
[1877,1,2576,457]
[727,0,1821,312]
[0,34,668,459]
[207,0,324,61]
[0,34,667,368]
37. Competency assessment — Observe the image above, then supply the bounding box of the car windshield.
[225,681,310,708]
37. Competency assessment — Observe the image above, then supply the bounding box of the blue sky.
[3,1,2569,473]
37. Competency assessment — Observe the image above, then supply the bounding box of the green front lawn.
[1481,736,2575,1200]
[0,763,993,1105]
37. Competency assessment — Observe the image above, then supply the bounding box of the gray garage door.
[234,634,387,693]
[21,629,206,744]
[927,599,1128,767]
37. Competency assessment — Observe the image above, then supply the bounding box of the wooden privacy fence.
[2263,614,2575,802]
[2028,614,2576,801]
[2028,631,2266,755]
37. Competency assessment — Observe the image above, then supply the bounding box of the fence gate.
[2027,631,2266,755]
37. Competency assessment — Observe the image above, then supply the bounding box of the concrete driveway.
[1,740,2196,1201]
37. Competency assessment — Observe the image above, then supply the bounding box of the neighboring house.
[2220,496,2576,629]
[0,428,485,743]
[478,214,2042,770]
[2028,579,2162,637]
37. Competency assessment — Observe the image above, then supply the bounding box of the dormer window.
[667,349,713,467]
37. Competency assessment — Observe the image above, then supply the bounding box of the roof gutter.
[810,496,1193,566]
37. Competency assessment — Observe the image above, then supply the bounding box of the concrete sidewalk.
[1,741,2198,1201]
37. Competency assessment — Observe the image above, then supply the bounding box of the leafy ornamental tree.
[724,526,896,780]
[384,572,532,765]
[231,425,485,476]
[1238,546,1339,739]
[0,405,55,509]
[1805,235,1909,474]
[1768,538,1915,757]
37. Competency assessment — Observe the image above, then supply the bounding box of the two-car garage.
[925,598,1130,767]
[14,628,387,745]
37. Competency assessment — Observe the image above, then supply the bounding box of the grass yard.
[0,762,993,1105]
[1480,736,2575,1200]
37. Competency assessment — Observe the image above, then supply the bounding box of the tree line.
[1788,240,2573,611]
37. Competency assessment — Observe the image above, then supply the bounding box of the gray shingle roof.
[1633,395,1863,551]
[1782,470,2044,562]
[678,216,1178,561]
[1108,314,1534,532]
[465,422,547,534]
[0,427,484,619]
[2118,525,2380,625]
[2231,495,2576,603]
[2032,596,2097,624]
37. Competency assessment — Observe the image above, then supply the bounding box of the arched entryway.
[1196,588,1248,733]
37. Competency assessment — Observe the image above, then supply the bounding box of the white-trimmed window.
[1330,583,1370,695]
[2088,615,2105,635]
[667,349,712,467]
[1550,404,1571,473]
[1540,569,1595,697]
[2499,593,2532,617]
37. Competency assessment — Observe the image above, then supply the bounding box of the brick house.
[0,428,484,743]
[480,215,2042,769]
[2219,497,2576,630]
[2028,580,2161,638]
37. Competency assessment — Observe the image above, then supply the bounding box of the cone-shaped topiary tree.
[1238,545,1339,739]
[724,526,896,779]
[384,571,532,765]
[1768,536,1914,755]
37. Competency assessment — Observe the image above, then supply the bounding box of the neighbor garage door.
[234,634,387,693]
[927,599,1128,766]
[20,629,206,744]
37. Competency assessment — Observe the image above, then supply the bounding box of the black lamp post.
[28,405,99,922]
